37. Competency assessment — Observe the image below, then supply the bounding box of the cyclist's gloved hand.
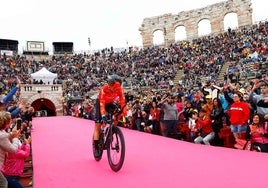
[101,114,108,123]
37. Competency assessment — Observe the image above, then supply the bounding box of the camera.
[16,118,22,130]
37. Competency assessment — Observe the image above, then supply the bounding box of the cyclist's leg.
[93,99,102,157]
[93,123,101,140]
[93,99,102,140]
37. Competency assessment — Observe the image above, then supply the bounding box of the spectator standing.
[183,100,194,123]
[249,80,268,120]
[159,94,179,139]
[132,100,143,131]
[192,93,202,112]
[148,101,161,135]
[210,98,225,146]
[227,91,250,139]
[0,111,20,188]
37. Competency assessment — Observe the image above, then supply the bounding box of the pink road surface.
[31,116,268,188]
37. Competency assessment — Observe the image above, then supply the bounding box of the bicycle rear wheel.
[107,126,125,172]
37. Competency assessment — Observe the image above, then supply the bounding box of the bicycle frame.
[101,116,114,150]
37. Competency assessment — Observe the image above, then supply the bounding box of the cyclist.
[93,74,126,158]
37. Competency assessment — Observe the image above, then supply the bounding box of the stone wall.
[139,0,253,47]
[20,84,63,116]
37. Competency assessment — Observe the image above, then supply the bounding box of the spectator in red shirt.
[227,91,250,139]
[193,108,215,145]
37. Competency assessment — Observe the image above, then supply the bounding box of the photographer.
[132,100,143,131]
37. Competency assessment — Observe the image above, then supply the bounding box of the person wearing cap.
[249,80,268,120]
[92,74,125,159]
[192,93,202,112]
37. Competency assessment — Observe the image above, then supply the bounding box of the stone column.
[237,8,253,27]
[140,29,153,47]
[164,25,175,47]
[211,16,224,35]
[185,20,198,41]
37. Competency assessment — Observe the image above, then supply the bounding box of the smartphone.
[16,118,22,130]
[25,132,30,139]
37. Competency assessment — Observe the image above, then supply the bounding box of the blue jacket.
[7,106,21,119]
[2,86,18,104]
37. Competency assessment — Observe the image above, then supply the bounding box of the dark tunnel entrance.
[31,98,56,116]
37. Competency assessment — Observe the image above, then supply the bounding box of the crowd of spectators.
[0,19,267,188]
[0,78,34,187]
[0,21,267,153]
[64,21,268,150]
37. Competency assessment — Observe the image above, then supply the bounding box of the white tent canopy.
[30,67,57,84]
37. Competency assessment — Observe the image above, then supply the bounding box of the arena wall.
[139,0,253,47]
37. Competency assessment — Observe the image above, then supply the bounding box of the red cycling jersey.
[98,82,125,115]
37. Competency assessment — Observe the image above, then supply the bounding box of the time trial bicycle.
[92,103,126,172]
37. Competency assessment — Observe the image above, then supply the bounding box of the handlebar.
[102,104,127,124]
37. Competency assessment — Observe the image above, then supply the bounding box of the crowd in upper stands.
[0,18,267,188]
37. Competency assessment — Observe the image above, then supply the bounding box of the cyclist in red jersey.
[93,75,126,158]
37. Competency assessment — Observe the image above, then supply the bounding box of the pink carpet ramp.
[31,116,268,188]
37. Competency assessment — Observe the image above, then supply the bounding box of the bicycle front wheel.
[107,126,125,172]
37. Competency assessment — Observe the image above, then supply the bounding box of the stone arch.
[198,18,212,37]
[139,0,252,47]
[224,12,238,30]
[26,93,61,116]
[152,29,165,45]
[27,93,60,107]
[175,25,187,41]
